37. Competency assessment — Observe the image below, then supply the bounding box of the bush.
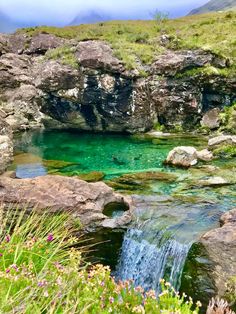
[0,207,202,313]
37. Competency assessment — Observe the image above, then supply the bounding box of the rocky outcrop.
[200,208,236,297]
[0,114,13,174]
[0,31,235,133]
[165,146,213,167]
[0,175,132,231]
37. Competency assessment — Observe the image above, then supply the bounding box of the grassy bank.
[0,207,202,313]
[18,11,236,71]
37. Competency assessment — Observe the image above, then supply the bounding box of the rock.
[151,50,225,76]
[25,33,65,55]
[0,115,13,174]
[196,149,214,161]
[165,146,198,167]
[200,108,221,130]
[201,208,236,297]
[0,33,235,134]
[208,135,236,149]
[75,40,124,73]
[0,175,132,231]
[198,176,229,187]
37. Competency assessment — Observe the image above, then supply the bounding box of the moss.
[220,103,236,134]
[76,171,105,182]
[213,144,236,158]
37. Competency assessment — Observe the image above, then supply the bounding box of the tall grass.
[0,207,202,313]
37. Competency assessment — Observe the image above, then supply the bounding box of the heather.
[0,207,202,313]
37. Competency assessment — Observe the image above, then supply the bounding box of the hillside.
[18,11,236,73]
[189,0,236,15]
[0,10,17,33]
[69,10,112,26]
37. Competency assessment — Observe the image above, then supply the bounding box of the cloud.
[0,0,208,25]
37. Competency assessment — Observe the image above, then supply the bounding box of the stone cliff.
[0,32,235,134]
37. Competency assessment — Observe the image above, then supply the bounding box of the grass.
[17,11,236,72]
[45,45,79,68]
[220,103,236,134]
[0,206,203,313]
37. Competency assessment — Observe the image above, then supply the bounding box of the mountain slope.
[0,10,17,33]
[69,10,112,26]
[189,0,236,15]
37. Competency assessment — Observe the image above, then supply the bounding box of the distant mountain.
[0,10,17,33]
[189,0,236,15]
[69,10,112,26]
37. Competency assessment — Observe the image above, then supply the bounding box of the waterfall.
[116,228,191,293]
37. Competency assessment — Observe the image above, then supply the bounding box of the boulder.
[201,208,236,296]
[0,175,132,231]
[196,149,214,161]
[197,176,229,187]
[200,108,221,130]
[151,50,226,76]
[25,33,65,55]
[208,135,236,149]
[75,40,124,73]
[165,146,198,167]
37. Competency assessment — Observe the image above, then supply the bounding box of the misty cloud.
[0,0,208,26]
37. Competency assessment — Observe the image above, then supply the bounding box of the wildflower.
[109,297,114,304]
[132,305,145,313]
[100,281,105,286]
[5,268,10,273]
[43,291,49,297]
[47,234,54,242]
[0,253,3,257]
[11,264,19,272]
[159,278,165,284]
[165,281,171,287]
[159,290,168,297]
[196,301,202,307]
[5,235,10,242]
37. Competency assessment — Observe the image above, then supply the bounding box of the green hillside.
[189,0,236,15]
[19,11,236,73]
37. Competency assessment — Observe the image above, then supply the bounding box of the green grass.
[45,45,79,68]
[0,207,202,313]
[17,11,236,72]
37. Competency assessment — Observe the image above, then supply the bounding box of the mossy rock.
[43,159,80,170]
[13,153,42,165]
[76,171,105,182]
[220,103,236,135]
[213,144,236,158]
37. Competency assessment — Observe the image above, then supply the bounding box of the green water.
[12,129,236,309]
[13,130,207,179]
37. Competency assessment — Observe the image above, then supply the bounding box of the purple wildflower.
[109,297,114,304]
[6,268,10,273]
[5,235,10,242]
[47,234,54,242]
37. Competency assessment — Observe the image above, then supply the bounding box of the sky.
[1,0,208,26]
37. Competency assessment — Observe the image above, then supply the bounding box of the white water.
[116,228,191,293]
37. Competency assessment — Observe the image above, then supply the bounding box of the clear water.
[13,130,236,295]
[13,130,207,179]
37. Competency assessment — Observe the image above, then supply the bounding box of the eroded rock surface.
[0,31,235,133]
[0,115,13,174]
[0,175,132,231]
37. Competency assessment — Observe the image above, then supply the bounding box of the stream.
[12,129,236,304]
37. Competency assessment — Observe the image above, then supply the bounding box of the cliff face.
[0,31,235,134]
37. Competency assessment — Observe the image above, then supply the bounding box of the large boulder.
[0,175,132,231]
[75,40,124,73]
[151,50,227,76]
[200,208,236,297]
[200,108,221,130]
[165,146,198,167]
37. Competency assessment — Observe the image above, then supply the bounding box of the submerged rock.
[0,175,132,231]
[165,146,198,167]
